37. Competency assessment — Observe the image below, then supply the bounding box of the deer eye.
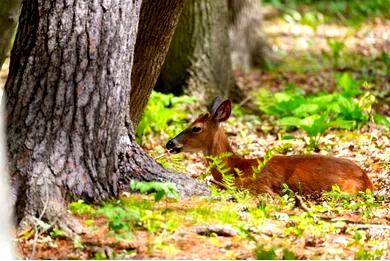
[191,126,202,133]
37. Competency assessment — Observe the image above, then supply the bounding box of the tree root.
[117,124,211,197]
[18,207,85,259]
[18,207,85,237]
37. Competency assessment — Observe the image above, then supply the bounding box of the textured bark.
[130,0,186,126]
[0,0,22,70]
[156,0,234,104]
[5,0,140,232]
[5,0,209,231]
[228,0,276,70]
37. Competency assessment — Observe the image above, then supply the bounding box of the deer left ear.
[212,99,231,122]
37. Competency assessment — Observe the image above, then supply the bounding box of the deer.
[166,97,374,195]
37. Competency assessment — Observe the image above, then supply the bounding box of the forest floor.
[2,2,390,260]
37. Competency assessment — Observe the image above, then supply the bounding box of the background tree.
[155,0,275,104]
[5,0,208,233]
[130,0,188,125]
[228,0,276,70]
[155,0,234,104]
[0,0,22,70]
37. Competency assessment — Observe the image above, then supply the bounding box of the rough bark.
[5,0,135,232]
[155,0,234,104]
[130,0,186,126]
[228,0,276,70]
[0,0,22,70]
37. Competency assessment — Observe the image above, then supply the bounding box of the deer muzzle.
[166,139,183,154]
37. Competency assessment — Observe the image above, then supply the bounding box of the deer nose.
[166,139,183,154]
[166,140,175,149]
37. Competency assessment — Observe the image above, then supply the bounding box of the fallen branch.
[209,179,228,190]
[194,224,238,237]
[349,224,390,230]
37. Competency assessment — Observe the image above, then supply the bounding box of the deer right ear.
[212,99,231,122]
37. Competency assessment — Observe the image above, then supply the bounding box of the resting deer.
[166,97,373,195]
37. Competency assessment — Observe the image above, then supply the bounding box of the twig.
[294,194,322,223]
[239,96,252,107]
[154,152,167,160]
[320,216,390,228]
[335,11,348,24]
[209,179,227,189]
[349,224,390,230]
[295,194,313,213]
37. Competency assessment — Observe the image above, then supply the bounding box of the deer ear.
[212,99,231,122]
[208,96,223,114]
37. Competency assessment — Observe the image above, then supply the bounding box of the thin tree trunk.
[228,0,276,70]
[0,0,22,70]
[130,0,187,126]
[156,0,234,104]
[5,0,209,232]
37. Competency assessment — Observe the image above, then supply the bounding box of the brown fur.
[167,99,374,195]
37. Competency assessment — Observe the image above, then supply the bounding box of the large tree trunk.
[5,0,208,233]
[0,0,22,70]
[6,0,140,232]
[130,0,186,126]
[155,0,234,104]
[228,0,276,70]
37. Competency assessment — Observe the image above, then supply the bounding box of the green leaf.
[130,180,180,201]
[329,119,356,130]
[310,94,335,108]
[255,245,277,260]
[373,114,390,129]
[283,249,297,260]
[336,72,361,98]
[69,200,95,215]
[292,103,319,115]
[50,228,68,239]
[154,191,166,202]
[278,117,302,126]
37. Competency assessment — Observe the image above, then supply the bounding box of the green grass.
[64,189,388,259]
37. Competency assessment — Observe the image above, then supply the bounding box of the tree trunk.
[5,0,209,233]
[228,0,276,70]
[130,0,186,126]
[0,0,22,70]
[155,0,234,104]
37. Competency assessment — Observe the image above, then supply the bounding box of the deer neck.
[208,128,234,156]
[206,128,242,183]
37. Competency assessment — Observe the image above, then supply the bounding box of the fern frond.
[253,143,293,179]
